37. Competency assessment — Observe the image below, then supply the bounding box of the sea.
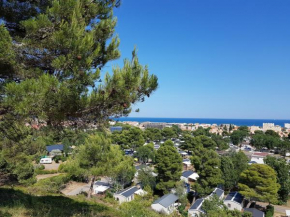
[114,117,290,127]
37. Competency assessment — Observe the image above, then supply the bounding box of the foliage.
[155,141,182,193]
[1,0,158,126]
[265,205,274,217]
[0,187,118,217]
[119,196,162,217]
[220,156,236,190]
[238,164,280,204]
[193,127,211,137]
[264,156,290,203]
[211,134,229,150]
[137,167,156,189]
[250,132,281,150]
[111,127,145,149]
[191,148,223,196]
[28,174,70,195]
[135,145,155,163]
[161,127,177,140]
[181,135,216,152]
[230,129,248,146]
[144,128,162,141]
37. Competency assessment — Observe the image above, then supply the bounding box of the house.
[110,126,122,132]
[244,208,265,217]
[180,170,199,183]
[188,198,205,217]
[179,150,189,158]
[93,181,111,194]
[224,192,245,211]
[46,144,64,156]
[134,165,157,183]
[151,194,179,215]
[183,159,192,170]
[209,188,224,200]
[188,188,224,217]
[250,152,269,164]
[113,186,140,204]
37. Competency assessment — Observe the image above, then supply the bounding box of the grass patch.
[0,187,119,217]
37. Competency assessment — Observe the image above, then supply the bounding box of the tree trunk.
[87,176,96,198]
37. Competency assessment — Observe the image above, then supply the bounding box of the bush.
[35,169,58,175]
[265,205,274,217]
[28,174,70,194]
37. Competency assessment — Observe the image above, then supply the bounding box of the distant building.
[223,192,245,211]
[143,122,167,129]
[151,194,179,215]
[263,123,281,133]
[110,126,122,132]
[285,123,290,129]
[250,126,261,134]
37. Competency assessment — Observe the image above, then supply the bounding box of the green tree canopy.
[238,164,280,204]
[191,148,223,196]
[264,156,290,203]
[155,142,182,193]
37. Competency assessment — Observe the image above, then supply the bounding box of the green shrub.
[265,205,274,217]
[35,169,58,175]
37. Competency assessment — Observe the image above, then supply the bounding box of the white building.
[93,181,110,194]
[151,194,179,215]
[263,123,282,133]
[180,170,199,183]
[285,123,290,129]
[188,198,205,217]
[250,152,269,164]
[113,186,140,204]
[223,192,245,211]
[188,188,224,217]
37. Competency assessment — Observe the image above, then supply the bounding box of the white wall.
[223,201,243,211]
[113,194,134,204]
[188,209,202,217]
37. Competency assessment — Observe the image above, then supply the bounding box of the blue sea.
[114,117,290,127]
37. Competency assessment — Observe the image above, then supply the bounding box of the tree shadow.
[0,188,111,217]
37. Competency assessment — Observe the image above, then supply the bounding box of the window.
[227,203,231,208]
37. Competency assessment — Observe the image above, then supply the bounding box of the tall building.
[263,123,281,133]
[285,123,290,129]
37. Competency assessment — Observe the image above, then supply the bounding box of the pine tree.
[155,140,182,193]
[0,0,158,126]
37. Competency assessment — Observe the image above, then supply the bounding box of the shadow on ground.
[0,188,113,217]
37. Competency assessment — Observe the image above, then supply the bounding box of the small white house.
[93,181,110,194]
[151,194,179,215]
[180,170,199,183]
[113,186,139,204]
[40,157,52,164]
[223,192,245,211]
[250,152,269,164]
[188,198,205,217]
[209,188,224,200]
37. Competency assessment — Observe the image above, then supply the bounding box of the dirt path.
[256,202,290,215]
[36,173,62,181]
[61,181,90,196]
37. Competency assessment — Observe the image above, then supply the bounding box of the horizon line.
[116,117,290,121]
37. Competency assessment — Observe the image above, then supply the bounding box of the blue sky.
[107,0,290,119]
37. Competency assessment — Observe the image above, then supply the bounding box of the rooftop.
[117,186,139,197]
[153,194,178,208]
[46,144,64,152]
[210,188,224,198]
[182,170,194,178]
[189,198,204,211]
[224,192,244,204]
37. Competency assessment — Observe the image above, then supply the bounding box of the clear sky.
[107,0,290,119]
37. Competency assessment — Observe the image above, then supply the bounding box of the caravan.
[40,157,52,164]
